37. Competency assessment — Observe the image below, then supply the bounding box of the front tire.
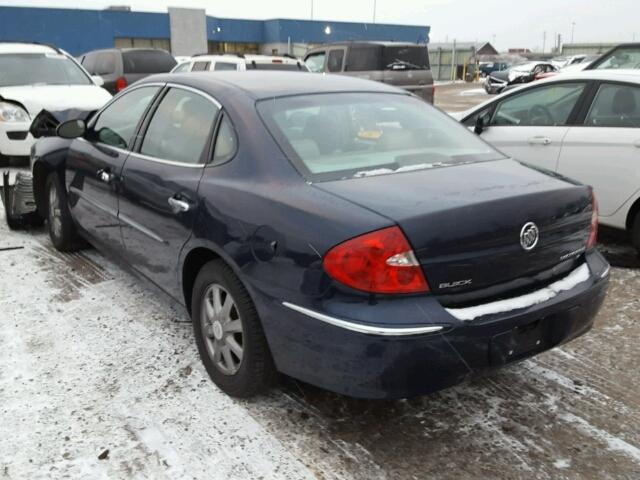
[45,173,81,252]
[191,260,277,397]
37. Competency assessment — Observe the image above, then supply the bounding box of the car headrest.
[612,87,637,115]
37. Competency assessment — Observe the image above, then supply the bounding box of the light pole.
[310,0,313,20]
[571,22,576,43]
[373,0,377,24]
[542,31,546,54]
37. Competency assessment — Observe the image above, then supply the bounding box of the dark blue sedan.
[32,72,610,399]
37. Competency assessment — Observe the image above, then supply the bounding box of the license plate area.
[490,318,549,365]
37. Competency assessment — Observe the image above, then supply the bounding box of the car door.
[558,82,640,218]
[95,51,118,93]
[65,84,161,249]
[117,85,221,296]
[477,82,589,171]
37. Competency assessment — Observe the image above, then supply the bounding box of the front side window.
[0,53,92,87]
[592,46,640,70]
[92,86,159,148]
[327,50,345,72]
[585,83,640,127]
[491,83,586,127]
[258,93,504,182]
[140,88,219,164]
[304,52,326,73]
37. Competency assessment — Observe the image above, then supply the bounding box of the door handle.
[528,136,552,146]
[96,168,115,184]
[168,195,190,213]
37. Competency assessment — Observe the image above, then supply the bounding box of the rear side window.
[246,62,304,71]
[123,50,176,74]
[192,61,210,71]
[304,52,326,72]
[140,88,219,164]
[327,50,345,72]
[173,62,191,73]
[346,46,381,71]
[214,62,237,71]
[93,86,159,148]
[95,52,116,75]
[212,115,237,164]
[585,83,640,127]
[491,83,586,127]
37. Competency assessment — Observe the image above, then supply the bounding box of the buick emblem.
[520,222,539,251]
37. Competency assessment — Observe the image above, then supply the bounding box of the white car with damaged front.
[0,42,112,167]
[454,70,640,253]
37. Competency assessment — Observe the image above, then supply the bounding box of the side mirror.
[57,119,86,139]
[474,115,485,135]
[91,75,105,87]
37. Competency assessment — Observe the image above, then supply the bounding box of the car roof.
[190,54,301,65]
[145,71,403,100]
[315,41,423,48]
[0,42,59,54]
[543,69,640,83]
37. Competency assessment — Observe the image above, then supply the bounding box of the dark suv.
[78,48,176,94]
[304,42,434,103]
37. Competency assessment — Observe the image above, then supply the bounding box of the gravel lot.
[1,83,639,480]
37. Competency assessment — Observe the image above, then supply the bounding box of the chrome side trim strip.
[119,213,165,244]
[69,186,118,219]
[282,302,444,336]
[600,265,610,279]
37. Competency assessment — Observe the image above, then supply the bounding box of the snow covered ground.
[1,205,639,480]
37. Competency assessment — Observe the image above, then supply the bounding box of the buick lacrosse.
[31,72,609,399]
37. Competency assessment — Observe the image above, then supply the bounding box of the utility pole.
[373,0,377,23]
[571,22,576,43]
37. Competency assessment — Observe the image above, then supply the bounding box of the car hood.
[0,85,112,118]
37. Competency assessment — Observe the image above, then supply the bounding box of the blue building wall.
[0,6,429,55]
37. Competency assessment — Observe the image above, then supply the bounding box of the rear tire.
[191,260,278,397]
[632,213,640,255]
[45,173,81,252]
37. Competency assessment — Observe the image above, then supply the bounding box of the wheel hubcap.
[48,184,62,238]
[201,284,244,376]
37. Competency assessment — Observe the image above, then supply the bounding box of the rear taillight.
[115,76,128,92]
[587,191,599,249]
[323,226,430,294]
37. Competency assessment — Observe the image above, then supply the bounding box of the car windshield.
[592,46,640,70]
[0,53,91,87]
[258,92,505,182]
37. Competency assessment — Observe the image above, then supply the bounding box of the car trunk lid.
[314,159,592,302]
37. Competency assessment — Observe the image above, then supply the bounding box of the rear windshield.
[123,50,177,74]
[0,53,91,87]
[591,46,640,70]
[346,45,429,72]
[257,93,504,182]
[246,62,306,71]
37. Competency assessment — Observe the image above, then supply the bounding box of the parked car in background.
[171,54,308,73]
[586,43,640,70]
[479,61,510,78]
[78,48,176,94]
[304,42,434,104]
[32,72,608,399]
[551,54,589,69]
[0,42,111,167]
[484,61,557,94]
[454,70,640,253]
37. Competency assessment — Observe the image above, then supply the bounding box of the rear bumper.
[256,251,609,399]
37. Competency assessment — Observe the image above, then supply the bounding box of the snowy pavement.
[1,203,640,479]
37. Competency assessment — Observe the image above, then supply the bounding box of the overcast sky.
[3,0,640,51]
